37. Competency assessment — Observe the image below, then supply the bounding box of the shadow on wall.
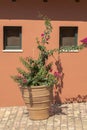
[64,94,87,103]
[53,55,64,104]
[0,0,87,21]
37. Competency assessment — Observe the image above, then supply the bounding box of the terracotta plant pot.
[20,85,53,120]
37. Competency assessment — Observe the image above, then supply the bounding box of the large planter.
[20,85,53,120]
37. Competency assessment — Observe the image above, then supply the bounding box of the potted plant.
[11,16,87,120]
[11,17,60,120]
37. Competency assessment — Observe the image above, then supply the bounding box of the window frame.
[59,26,78,50]
[3,26,22,50]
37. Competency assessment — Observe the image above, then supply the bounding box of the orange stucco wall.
[0,0,87,106]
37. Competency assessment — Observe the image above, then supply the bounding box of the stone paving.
[0,102,87,130]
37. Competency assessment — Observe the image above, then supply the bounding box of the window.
[3,26,22,50]
[59,27,78,48]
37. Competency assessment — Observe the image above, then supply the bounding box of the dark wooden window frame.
[59,26,78,48]
[3,26,22,50]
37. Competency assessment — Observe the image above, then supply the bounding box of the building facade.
[0,0,87,106]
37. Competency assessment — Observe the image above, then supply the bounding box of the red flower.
[80,37,87,43]
[54,71,61,77]
[50,69,53,72]
[41,33,44,37]
[46,38,49,41]
[23,79,27,83]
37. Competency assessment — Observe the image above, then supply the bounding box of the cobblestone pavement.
[0,102,87,130]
